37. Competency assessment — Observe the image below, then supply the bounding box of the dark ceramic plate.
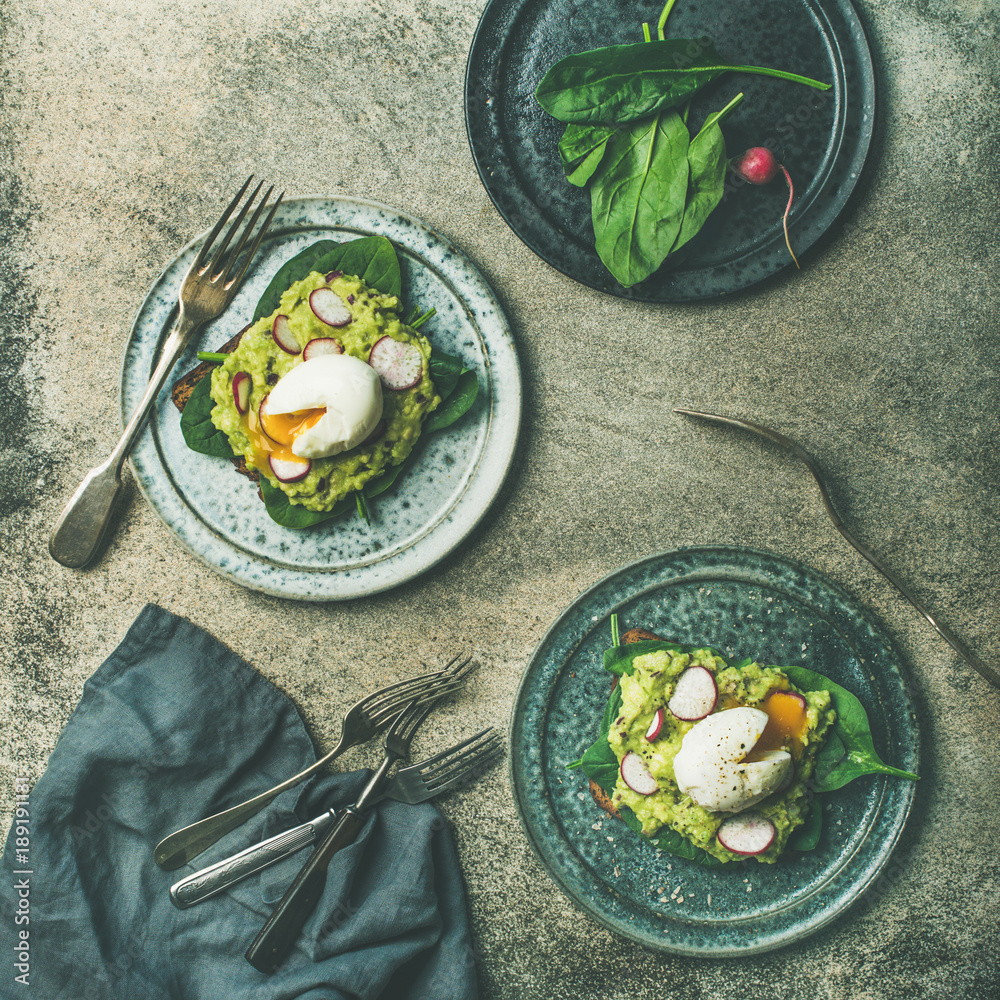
[465,0,875,301]
[509,547,918,955]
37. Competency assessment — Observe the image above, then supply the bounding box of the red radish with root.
[731,147,799,269]
[620,751,658,795]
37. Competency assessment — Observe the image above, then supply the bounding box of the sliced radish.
[257,394,281,445]
[369,335,423,390]
[717,813,776,856]
[271,315,300,355]
[302,337,343,360]
[268,454,311,483]
[620,751,658,796]
[668,667,718,721]
[644,707,665,742]
[783,691,808,710]
[232,372,251,414]
[324,270,343,282]
[309,287,352,327]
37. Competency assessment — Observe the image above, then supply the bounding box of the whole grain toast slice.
[588,626,668,820]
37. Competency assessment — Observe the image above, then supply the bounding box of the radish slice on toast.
[620,751,658,796]
[369,336,423,390]
[302,337,343,360]
[268,454,311,483]
[717,813,776,855]
[232,372,251,414]
[310,288,352,327]
[668,666,718,721]
[271,315,300,355]
[644,707,665,742]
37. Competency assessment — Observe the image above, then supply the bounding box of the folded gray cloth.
[0,605,478,999]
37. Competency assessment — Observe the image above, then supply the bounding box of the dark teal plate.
[465,0,875,301]
[509,547,918,955]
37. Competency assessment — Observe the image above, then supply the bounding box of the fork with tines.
[49,176,283,569]
[169,727,504,909]
[154,653,476,870]
[245,692,462,972]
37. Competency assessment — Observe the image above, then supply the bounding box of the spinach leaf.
[536,38,831,124]
[259,478,354,528]
[559,123,616,186]
[669,94,742,254]
[253,240,342,322]
[590,112,690,287]
[179,375,237,458]
[312,236,401,298]
[537,38,726,123]
[784,666,920,791]
[787,800,823,851]
[428,349,464,400]
[424,369,479,433]
[558,123,617,168]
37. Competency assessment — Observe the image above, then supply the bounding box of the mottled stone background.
[1,0,997,996]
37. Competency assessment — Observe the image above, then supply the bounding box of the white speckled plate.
[121,197,521,600]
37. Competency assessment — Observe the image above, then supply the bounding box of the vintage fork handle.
[49,310,200,568]
[154,733,349,871]
[169,809,339,909]
[244,807,368,973]
[676,407,1000,691]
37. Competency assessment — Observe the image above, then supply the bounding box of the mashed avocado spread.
[609,650,835,863]
[210,271,440,511]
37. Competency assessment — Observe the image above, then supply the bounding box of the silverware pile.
[154,654,502,973]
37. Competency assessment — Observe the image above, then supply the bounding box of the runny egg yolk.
[744,690,810,760]
[243,405,325,469]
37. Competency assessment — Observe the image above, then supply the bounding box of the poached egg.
[673,706,793,813]
[256,354,383,460]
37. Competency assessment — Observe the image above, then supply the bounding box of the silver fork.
[49,176,283,569]
[169,728,503,909]
[675,406,1000,690]
[245,695,448,972]
[154,653,475,870]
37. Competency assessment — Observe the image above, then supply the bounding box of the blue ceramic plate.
[121,197,521,601]
[466,0,875,300]
[510,547,918,955]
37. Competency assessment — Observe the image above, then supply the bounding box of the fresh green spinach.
[179,375,236,458]
[590,111,690,287]
[670,93,743,254]
[536,38,829,124]
[783,666,919,791]
[312,237,402,299]
[535,0,832,286]
[252,240,342,323]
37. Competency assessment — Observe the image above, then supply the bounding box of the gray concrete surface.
[1,0,998,996]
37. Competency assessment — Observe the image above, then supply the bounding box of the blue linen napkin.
[0,605,478,999]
